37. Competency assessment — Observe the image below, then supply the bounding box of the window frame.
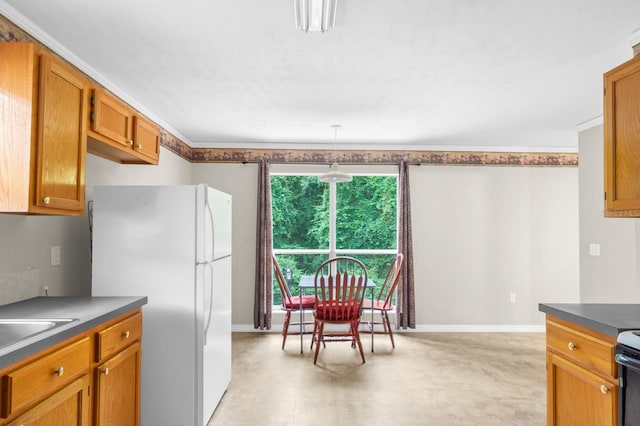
[271,165,399,306]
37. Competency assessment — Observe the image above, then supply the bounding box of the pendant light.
[319,125,352,184]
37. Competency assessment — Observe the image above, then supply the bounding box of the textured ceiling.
[1,0,640,151]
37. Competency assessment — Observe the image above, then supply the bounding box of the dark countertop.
[539,303,640,338]
[0,296,147,370]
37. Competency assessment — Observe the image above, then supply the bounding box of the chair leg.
[282,311,291,350]
[383,311,395,348]
[313,322,324,364]
[352,321,365,364]
[310,318,317,350]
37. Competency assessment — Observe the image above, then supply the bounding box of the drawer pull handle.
[567,342,577,351]
[600,384,609,394]
[123,330,131,339]
[103,367,110,376]
[55,366,64,377]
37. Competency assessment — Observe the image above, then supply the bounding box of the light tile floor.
[208,332,546,426]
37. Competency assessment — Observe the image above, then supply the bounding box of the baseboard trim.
[232,324,545,333]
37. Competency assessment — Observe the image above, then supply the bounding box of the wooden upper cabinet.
[91,88,132,148]
[133,115,160,163]
[604,54,640,217]
[88,87,160,165]
[0,42,87,216]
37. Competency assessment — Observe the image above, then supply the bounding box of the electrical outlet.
[50,246,61,266]
[509,293,516,303]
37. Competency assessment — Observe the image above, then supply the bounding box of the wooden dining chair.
[312,256,368,364]
[362,253,404,350]
[272,254,316,350]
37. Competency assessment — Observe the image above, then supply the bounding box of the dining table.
[297,275,376,354]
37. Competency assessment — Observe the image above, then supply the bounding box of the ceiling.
[2,0,640,152]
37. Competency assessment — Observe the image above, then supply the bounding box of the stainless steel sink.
[0,318,77,348]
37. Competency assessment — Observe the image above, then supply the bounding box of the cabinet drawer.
[2,337,90,417]
[546,319,616,378]
[96,312,142,362]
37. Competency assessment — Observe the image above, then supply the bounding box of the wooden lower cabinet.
[0,309,142,426]
[545,316,618,426]
[94,342,141,426]
[5,376,90,426]
[547,352,616,426]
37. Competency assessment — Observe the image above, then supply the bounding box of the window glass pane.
[271,175,329,250]
[272,253,328,306]
[336,176,397,250]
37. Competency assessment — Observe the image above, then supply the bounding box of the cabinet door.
[604,55,640,216]
[91,88,132,148]
[547,352,617,426]
[35,53,87,213]
[132,116,160,164]
[5,376,89,426]
[95,342,141,426]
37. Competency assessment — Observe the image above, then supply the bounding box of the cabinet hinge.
[88,384,90,396]
[90,112,95,123]
[604,192,607,201]
[604,87,606,96]
[90,96,94,106]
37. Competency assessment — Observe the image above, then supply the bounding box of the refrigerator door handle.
[205,188,216,264]
[203,262,214,345]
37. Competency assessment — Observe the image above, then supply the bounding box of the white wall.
[412,165,579,328]
[194,162,579,329]
[191,163,258,327]
[0,153,580,329]
[579,125,639,301]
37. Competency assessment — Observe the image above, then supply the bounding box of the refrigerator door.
[207,186,232,260]
[202,256,232,425]
[196,184,232,425]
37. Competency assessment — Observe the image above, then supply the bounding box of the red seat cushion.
[284,295,316,309]
[315,301,360,321]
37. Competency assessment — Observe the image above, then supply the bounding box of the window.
[271,173,398,305]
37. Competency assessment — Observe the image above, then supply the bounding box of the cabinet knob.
[127,140,134,146]
[135,144,142,150]
[600,384,609,394]
[103,367,110,376]
[567,342,577,351]
[123,330,130,339]
[55,366,64,377]
[43,196,51,205]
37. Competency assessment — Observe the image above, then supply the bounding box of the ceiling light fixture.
[319,125,352,184]
[294,0,338,33]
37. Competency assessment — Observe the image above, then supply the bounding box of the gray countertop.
[539,303,640,338]
[0,296,147,370]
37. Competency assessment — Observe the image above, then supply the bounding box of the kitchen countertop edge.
[539,303,640,338]
[0,296,147,370]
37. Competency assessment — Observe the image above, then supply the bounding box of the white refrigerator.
[91,184,232,426]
